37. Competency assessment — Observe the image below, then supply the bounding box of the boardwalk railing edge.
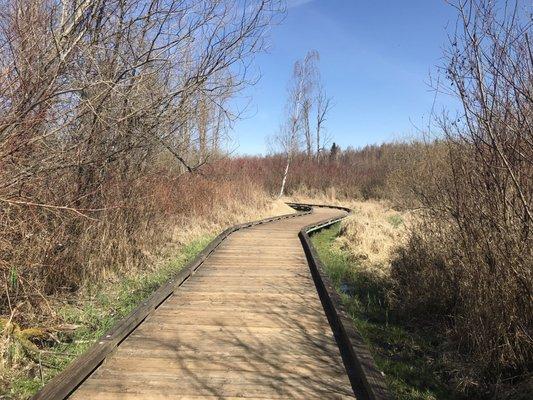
[292,202,391,400]
[31,207,313,400]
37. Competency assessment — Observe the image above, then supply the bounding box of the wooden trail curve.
[34,204,389,400]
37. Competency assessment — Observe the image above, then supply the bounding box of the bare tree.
[0,0,284,311]
[277,50,319,196]
[301,51,319,158]
[0,0,284,202]
[315,81,333,159]
[391,0,533,380]
[302,97,313,157]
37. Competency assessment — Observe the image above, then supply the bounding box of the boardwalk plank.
[66,207,356,399]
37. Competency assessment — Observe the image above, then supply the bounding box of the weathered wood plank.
[34,204,391,400]
[31,210,311,400]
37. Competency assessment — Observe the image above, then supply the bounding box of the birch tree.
[315,81,333,159]
[277,50,318,197]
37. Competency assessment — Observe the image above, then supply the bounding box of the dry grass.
[287,193,411,278]
[166,187,288,255]
[335,201,411,277]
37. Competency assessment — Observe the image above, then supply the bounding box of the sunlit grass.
[311,223,461,400]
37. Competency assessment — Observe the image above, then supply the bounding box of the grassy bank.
[311,222,461,400]
[3,235,213,399]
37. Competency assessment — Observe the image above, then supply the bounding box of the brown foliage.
[1,165,271,323]
[223,143,408,200]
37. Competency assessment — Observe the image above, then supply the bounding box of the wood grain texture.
[63,207,358,399]
[300,214,391,400]
[31,212,310,400]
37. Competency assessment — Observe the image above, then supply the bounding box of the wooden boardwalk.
[68,207,356,399]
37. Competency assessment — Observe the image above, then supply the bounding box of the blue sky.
[231,0,461,155]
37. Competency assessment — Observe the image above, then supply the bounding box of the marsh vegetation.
[0,0,531,398]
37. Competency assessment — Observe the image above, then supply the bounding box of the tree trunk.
[316,124,321,160]
[278,156,290,198]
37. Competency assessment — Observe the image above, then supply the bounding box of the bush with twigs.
[389,0,532,393]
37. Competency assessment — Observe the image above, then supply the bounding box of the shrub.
[389,1,533,392]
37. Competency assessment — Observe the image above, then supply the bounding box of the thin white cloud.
[287,0,315,9]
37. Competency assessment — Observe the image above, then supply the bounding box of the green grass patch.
[311,224,462,400]
[6,235,213,400]
[388,214,404,229]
